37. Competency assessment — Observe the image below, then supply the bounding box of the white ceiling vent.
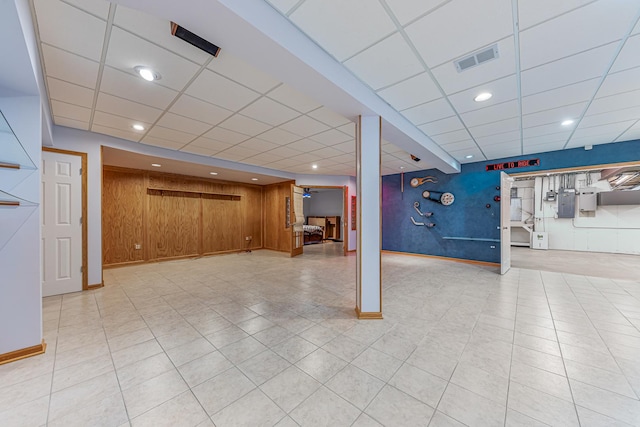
[454,44,499,72]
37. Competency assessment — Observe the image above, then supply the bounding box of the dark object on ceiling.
[171,22,221,57]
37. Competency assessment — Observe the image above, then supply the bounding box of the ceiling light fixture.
[312,164,318,169]
[251,178,258,181]
[561,119,574,126]
[134,66,161,82]
[474,92,493,102]
[209,172,218,175]
[151,163,161,167]
[132,124,145,131]
[465,155,473,159]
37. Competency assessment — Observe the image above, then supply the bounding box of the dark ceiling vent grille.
[171,22,221,58]
[454,44,499,72]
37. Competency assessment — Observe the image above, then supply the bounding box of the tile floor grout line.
[502,267,522,426]
[43,294,64,426]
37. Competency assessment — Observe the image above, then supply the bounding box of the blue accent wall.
[382,139,640,263]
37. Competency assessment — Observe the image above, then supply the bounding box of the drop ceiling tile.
[448,75,517,114]
[418,116,465,136]
[519,1,636,69]
[336,122,356,137]
[523,141,566,156]
[147,126,196,144]
[214,151,247,162]
[308,129,352,145]
[189,137,235,152]
[101,66,178,109]
[47,77,94,108]
[92,124,141,142]
[310,146,344,159]
[344,33,424,91]
[289,153,323,163]
[329,154,356,164]
[612,34,640,73]
[142,135,188,150]
[517,0,596,31]
[105,27,201,91]
[186,69,261,111]
[405,0,513,68]
[377,72,441,111]
[64,0,110,19]
[521,43,617,96]
[113,5,211,65]
[521,78,599,115]
[265,0,299,14]
[332,141,355,153]
[239,97,300,126]
[268,157,302,169]
[93,111,151,133]
[170,95,233,126]
[566,134,625,149]
[523,123,572,138]
[522,102,587,128]
[243,152,284,167]
[439,139,477,152]
[382,142,404,154]
[218,114,272,137]
[402,98,454,126]
[180,144,217,156]
[384,0,449,26]
[448,147,485,162]
[307,107,350,128]
[572,120,636,139]
[207,51,280,93]
[581,106,640,129]
[41,45,99,89]
[54,116,89,130]
[461,100,519,128]
[51,100,91,122]
[431,37,516,95]
[468,117,519,138]
[267,145,303,158]
[476,130,521,147]
[237,138,280,152]
[591,89,640,114]
[597,66,640,99]
[203,127,250,144]
[267,84,322,113]
[34,0,106,61]
[96,92,163,124]
[216,145,260,160]
[280,115,330,137]
[156,112,212,135]
[290,0,396,61]
[286,139,325,152]
[432,129,472,145]
[258,127,301,145]
[524,132,571,146]
[482,143,522,159]
[615,121,640,142]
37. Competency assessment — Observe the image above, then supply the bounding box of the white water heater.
[531,232,548,250]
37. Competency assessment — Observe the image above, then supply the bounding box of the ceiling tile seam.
[59,0,108,22]
[563,7,640,149]
[395,0,454,29]
[518,0,600,32]
[45,75,101,93]
[374,70,427,94]
[101,64,184,95]
[520,40,621,73]
[339,30,399,64]
[284,0,307,17]
[613,119,640,142]
[580,117,640,131]
[88,4,118,137]
[585,103,640,119]
[140,55,216,146]
[522,77,600,103]
[50,112,90,125]
[28,0,56,131]
[511,0,524,156]
[38,41,101,67]
[377,0,488,161]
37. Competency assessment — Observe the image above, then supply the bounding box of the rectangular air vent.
[171,22,221,57]
[454,44,499,72]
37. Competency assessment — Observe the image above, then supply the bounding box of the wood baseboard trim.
[381,250,500,268]
[0,340,46,365]
[87,282,104,290]
[355,307,383,320]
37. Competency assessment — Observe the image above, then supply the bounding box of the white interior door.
[42,151,82,296]
[500,172,513,275]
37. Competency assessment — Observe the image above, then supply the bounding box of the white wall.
[0,96,42,354]
[530,174,640,254]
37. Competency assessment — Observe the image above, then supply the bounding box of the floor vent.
[454,44,499,72]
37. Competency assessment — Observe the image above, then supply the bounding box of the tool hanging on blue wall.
[422,190,455,206]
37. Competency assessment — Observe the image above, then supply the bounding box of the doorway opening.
[301,186,348,257]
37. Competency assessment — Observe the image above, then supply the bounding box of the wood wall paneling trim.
[0,340,46,365]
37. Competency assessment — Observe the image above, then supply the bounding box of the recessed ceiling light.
[465,154,473,159]
[561,119,574,126]
[399,166,404,170]
[132,124,145,131]
[209,172,218,175]
[474,92,492,102]
[312,164,318,169]
[151,163,161,167]
[251,178,258,181]
[134,66,161,82]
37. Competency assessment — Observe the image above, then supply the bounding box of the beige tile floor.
[2,243,640,426]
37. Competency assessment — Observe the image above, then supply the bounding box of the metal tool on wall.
[410,176,438,188]
[422,190,455,206]
[410,217,436,227]
[413,201,433,217]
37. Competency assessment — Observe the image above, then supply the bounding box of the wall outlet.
[490,245,496,249]
[134,243,141,250]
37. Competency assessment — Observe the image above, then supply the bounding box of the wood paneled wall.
[103,166,264,266]
[263,182,293,253]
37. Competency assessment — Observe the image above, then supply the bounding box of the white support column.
[356,115,382,319]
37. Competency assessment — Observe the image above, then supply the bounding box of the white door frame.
[500,172,513,275]
[42,148,87,293]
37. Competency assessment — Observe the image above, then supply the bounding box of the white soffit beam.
[110,0,460,173]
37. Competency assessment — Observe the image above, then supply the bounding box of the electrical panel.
[557,188,575,218]
[578,188,597,212]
